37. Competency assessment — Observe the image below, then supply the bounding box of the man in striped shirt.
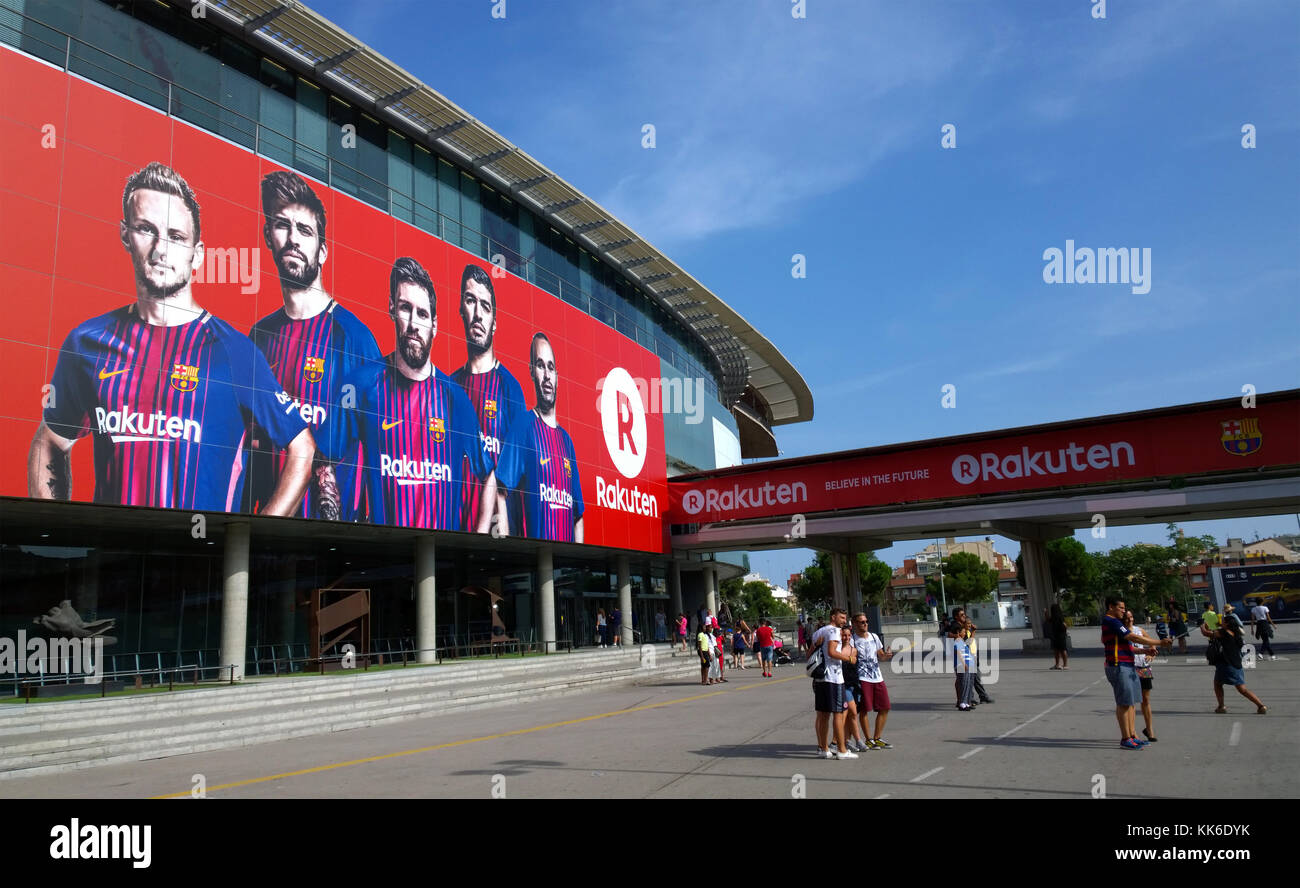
[247,170,382,520]
[451,264,526,536]
[1101,595,1171,750]
[28,162,313,514]
[496,334,584,542]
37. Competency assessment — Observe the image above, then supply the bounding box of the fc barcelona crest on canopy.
[1221,418,1262,456]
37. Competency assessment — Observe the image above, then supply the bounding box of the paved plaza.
[2,627,1294,800]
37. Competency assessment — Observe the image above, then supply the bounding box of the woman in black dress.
[1048,604,1069,670]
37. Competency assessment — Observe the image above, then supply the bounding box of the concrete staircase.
[0,644,699,780]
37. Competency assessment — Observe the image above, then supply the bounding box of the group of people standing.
[696,614,777,684]
[807,609,895,759]
[1100,596,1269,752]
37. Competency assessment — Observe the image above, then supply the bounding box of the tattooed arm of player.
[475,471,498,534]
[574,516,584,545]
[314,461,340,521]
[27,422,73,500]
[494,490,509,537]
[261,428,315,517]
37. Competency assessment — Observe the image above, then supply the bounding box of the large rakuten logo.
[951,440,1136,485]
[600,368,647,479]
[381,454,451,486]
[597,476,658,517]
[680,480,808,516]
[95,407,201,444]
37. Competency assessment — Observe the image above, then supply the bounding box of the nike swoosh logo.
[99,368,130,380]
[381,419,402,430]
[539,457,550,466]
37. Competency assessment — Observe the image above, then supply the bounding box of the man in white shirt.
[852,613,895,749]
[811,608,858,760]
[1250,602,1276,660]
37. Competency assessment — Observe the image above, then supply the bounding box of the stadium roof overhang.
[192,0,813,432]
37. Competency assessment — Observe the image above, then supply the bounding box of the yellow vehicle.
[1243,581,1300,618]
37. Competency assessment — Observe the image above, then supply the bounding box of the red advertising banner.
[0,47,668,553]
[670,395,1300,524]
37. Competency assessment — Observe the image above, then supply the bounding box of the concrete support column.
[1020,539,1055,645]
[538,546,555,654]
[669,561,684,625]
[705,565,717,616]
[218,522,250,682]
[846,553,863,614]
[617,554,633,646]
[416,535,437,664]
[831,552,848,611]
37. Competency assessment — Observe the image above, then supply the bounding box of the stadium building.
[0,0,811,680]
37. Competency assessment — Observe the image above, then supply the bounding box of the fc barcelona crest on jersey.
[169,362,199,393]
[303,355,325,383]
[1221,418,1262,456]
[485,398,497,419]
[429,416,445,442]
[563,456,572,478]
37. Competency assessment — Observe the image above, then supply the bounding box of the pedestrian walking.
[677,613,689,652]
[1250,601,1276,659]
[1204,609,1267,715]
[1125,610,1159,742]
[756,619,776,678]
[596,608,608,648]
[1102,595,1172,750]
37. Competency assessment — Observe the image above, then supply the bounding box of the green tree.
[1096,544,1184,617]
[926,551,998,608]
[739,580,793,621]
[790,550,893,615]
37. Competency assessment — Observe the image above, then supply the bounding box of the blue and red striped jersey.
[1101,615,1134,666]
[43,305,308,512]
[322,355,492,529]
[451,361,526,532]
[496,410,584,542]
[248,300,381,519]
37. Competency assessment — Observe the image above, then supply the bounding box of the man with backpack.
[808,608,858,760]
[1203,606,1267,714]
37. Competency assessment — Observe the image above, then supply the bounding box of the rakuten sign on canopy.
[669,393,1300,524]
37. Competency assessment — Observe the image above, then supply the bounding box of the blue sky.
[310,0,1300,575]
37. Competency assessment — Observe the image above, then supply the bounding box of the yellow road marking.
[152,672,805,798]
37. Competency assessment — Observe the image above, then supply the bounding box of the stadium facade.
[0,0,810,679]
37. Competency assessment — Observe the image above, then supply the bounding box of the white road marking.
[996,680,1102,741]
[958,746,985,760]
[1229,722,1242,747]
[910,767,945,783]
[875,793,891,799]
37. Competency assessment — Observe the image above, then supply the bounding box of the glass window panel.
[518,211,536,284]
[327,96,359,198]
[355,113,388,210]
[388,130,413,223]
[437,158,460,245]
[459,172,484,257]
[294,77,328,181]
[413,145,437,218]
